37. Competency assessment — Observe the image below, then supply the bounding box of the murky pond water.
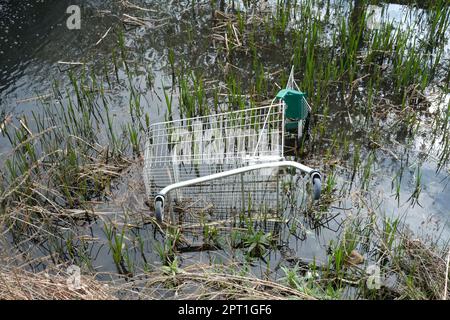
[1,0,449,293]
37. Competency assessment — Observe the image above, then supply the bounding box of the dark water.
[0,0,449,280]
[0,0,70,97]
[0,0,121,113]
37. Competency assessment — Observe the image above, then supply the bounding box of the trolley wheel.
[155,199,164,222]
[312,177,321,200]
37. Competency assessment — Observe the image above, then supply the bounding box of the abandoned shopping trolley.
[143,69,322,225]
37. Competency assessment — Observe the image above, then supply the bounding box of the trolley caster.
[154,196,164,222]
[310,172,321,200]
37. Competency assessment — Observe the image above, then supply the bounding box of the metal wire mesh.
[165,168,311,234]
[165,168,279,224]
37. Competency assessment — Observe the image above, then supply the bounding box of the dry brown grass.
[0,265,116,300]
[398,238,450,299]
[117,263,316,300]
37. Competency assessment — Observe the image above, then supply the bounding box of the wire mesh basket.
[143,68,321,231]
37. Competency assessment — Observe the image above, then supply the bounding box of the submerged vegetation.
[0,0,449,299]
